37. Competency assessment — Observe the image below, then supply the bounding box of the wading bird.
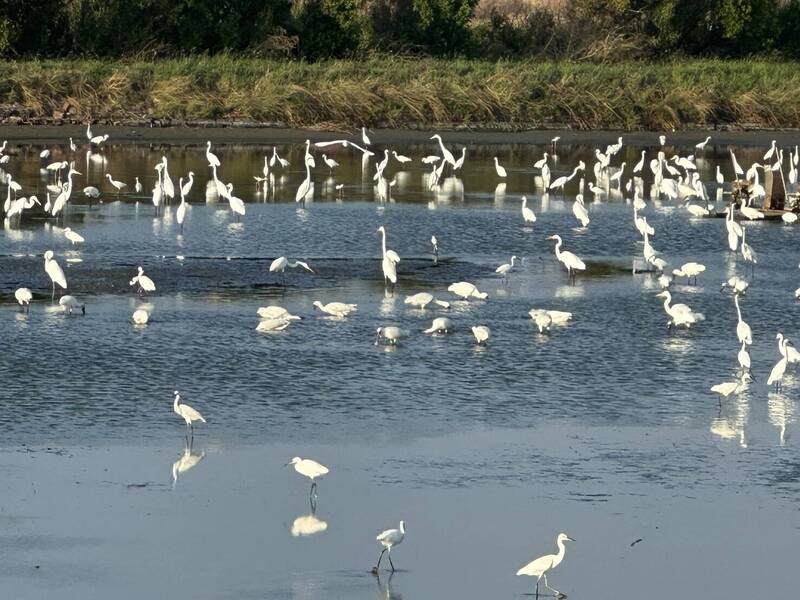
[173,390,206,436]
[373,521,405,573]
[287,457,329,497]
[516,533,575,598]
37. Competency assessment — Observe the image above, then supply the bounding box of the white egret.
[256,318,294,332]
[431,134,455,165]
[472,325,490,345]
[534,153,549,169]
[737,341,751,374]
[656,291,705,329]
[764,139,777,161]
[63,227,85,245]
[270,257,314,284]
[134,177,143,193]
[288,457,329,497]
[572,194,589,227]
[516,533,575,598]
[453,147,466,170]
[257,306,301,320]
[90,133,109,146]
[547,235,586,278]
[373,521,405,573]
[43,250,67,299]
[448,281,488,300]
[633,150,646,173]
[421,155,440,165]
[404,292,434,309]
[181,171,194,197]
[313,301,357,318]
[392,150,411,164]
[521,196,536,225]
[105,173,126,194]
[711,373,752,398]
[322,154,339,173]
[695,136,711,150]
[375,326,409,345]
[294,158,313,203]
[132,308,149,325]
[224,183,246,219]
[14,287,32,311]
[431,235,439,261]
[130,266,156,294]
[377,226,399,287]
[531,311,552,333]
[496,255,519,280]
[529,309,572,326]
[424,317,453,334]
[734,293,752,345]
[173,390,206,435]
[768,333,790,390]
[721,276,749,295]
[362,127,371,146]
[493,157,507,178]
[58,295,85,314]
[69,137,77,152]
[672,262,706,285]
[741,228,757,268]
[782,212,798,224]
[206,141,221,167]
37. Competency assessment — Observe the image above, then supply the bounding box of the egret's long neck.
[781,338,789,359]
[173,395,180,411]
[380,230,387,256]
[399,522,405,535]
[553,239,562,261]
[662,294,671,313]
[735,295,742,320]
[555,539,566,562]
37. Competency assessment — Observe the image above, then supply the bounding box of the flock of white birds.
[4,123,800,596]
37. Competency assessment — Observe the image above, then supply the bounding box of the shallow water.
[1,134,799,599]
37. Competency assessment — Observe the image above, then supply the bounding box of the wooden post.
[764,170,786,210]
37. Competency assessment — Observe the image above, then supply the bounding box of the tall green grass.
[1,57,799,130]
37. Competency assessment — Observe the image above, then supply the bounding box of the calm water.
[1,133,799,599]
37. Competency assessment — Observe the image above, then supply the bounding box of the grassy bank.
[1,57,800,131]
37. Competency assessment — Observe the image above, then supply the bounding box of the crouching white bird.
[58,295,85,314]
[672,262,706,285]
[424,317,453,334]
[516,533,575,598]
[448,281,488,300]
[257,306,301,320]
[173,390,206,435]
[255,318,295,332]
[270,256,314,284]
[373,520,406,573]
[313,300,357,318]
[375,326,409,346]
[287,456,329,497]
[15,287,32,311]
[132,308,149,324]
[471,325,490,345]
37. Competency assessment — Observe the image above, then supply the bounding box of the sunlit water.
[1,135,799,599]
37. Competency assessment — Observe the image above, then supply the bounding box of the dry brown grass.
[1,57,800,130]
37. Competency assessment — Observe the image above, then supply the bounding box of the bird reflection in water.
[290,496,328,538]
[375,571,402,600]
[171,439,206,490]
[768,392,796,446]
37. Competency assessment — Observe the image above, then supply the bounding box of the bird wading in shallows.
[516,533,575,598]
[173,390,206,440]
[372,520,405,574]
[287,456,329,498]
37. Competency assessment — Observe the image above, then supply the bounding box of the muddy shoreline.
[0,121,798,147]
